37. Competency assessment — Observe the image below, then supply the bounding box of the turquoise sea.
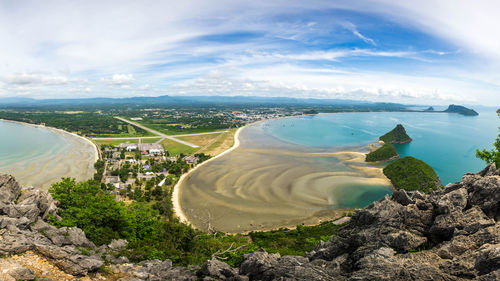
[264,109,500,185]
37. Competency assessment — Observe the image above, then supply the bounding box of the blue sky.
[0,0,499,105]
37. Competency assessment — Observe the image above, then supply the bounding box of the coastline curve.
[172,126,244,225]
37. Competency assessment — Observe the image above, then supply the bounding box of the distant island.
[383,156,442,193]
[380,124,412,144]
[424,106,434,111]
[443,104,479,116]
[366,124,412,162]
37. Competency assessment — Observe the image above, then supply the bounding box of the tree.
[476,109,500,167]
[49,178,131,245]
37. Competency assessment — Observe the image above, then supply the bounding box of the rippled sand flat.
[179,122,392,233]
[0,121,97,190]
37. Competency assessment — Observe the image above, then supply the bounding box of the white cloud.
[5,72,69,85]
[165,67,479,104]
[102,74,135,85]
[0,0,498,104]
[342,22,376,46]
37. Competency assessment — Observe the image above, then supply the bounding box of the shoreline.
[172,125,245,225]
[0,119,99,182]
[173,114,394,232]
[0,119,99,163]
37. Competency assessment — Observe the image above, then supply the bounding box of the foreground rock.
[0,174,102,277]
[3,164,500,280]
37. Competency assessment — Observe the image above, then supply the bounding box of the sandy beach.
[0,119,98,190]
[174,117,393,233]
[173,126,244,224]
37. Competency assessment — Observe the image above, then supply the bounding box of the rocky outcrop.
[3,164,500,280]
[0,175,102,277]
[193,163,500,280]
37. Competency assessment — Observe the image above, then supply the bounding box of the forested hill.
[444,104,479,116]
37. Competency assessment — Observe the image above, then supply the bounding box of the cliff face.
[1,164,500,280]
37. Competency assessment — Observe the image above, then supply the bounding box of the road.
[172,131,228,137]
[114,117,199,148]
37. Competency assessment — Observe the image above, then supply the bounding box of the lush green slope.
[383,156,442,193]
[380,124,412,144]
[366,143,398,162]
[444,104,479,116]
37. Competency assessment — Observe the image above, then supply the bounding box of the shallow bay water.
[0,120,97,189]
[180,110,499,233]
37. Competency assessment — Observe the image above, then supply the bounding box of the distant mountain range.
[0,96,485,115]
[0,95,405,108]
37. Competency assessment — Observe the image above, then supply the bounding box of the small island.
[444,104,479,116]
[383,156,442,193]
[424,106,434,111]
[366,124,411,162]
[365,143,398,162]
[380,124,412,144]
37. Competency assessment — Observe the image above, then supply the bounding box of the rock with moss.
[380,124,412,144]
[383,156,442,193]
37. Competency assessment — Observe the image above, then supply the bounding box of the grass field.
[197,128,238,156]
[177,132,223,147]
[136,121,227,135]
[161,138,197,156]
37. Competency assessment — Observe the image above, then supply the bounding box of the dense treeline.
[49,178,342,266]
[0,111,149,137]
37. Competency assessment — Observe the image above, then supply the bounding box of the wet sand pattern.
[179,122,392,233]
[0,121,97,190]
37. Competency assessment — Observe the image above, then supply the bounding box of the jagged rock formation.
[2,164,500,280]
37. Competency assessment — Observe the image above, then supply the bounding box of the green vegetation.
[444,104,479,116]
[0,111,152,137]
[366,143,398,162]
[136,116,233,135]
[160,138,197,156]
[476,109,500,167]
[380,124,412,144]
[383,156,442,193]
[48,178,343,267]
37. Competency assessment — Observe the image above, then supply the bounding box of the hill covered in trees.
[383,156,442,193]
[365,143,398,162]
[366,124,411,162]
[380,124,412,144]
[444,104,479,116]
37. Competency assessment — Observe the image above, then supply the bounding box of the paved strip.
[172,131,228,137]
[114,117,199,148]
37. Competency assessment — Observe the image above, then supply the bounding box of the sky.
[0,0,499,105]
